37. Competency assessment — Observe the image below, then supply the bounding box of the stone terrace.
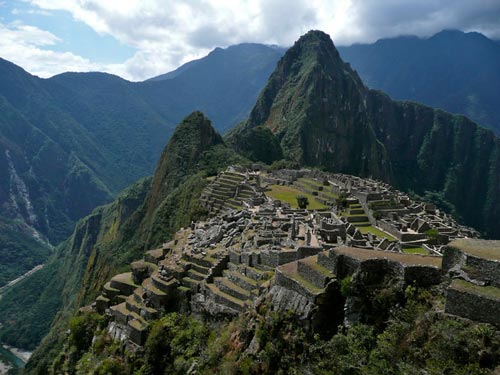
[443,239,500,327]
[89,167,496,349]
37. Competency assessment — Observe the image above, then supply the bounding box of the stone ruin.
[86,167,498,350]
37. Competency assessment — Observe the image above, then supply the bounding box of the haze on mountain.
[338,29,500,134]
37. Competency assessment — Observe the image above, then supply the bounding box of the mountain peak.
[285,29,342,65]
[145,111,226,216]
[229,30,372,168]
[296,29,336,47]
[169,110,223,149]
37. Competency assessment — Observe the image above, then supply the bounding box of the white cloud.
[3,0,500,81]
[0,21,105,77]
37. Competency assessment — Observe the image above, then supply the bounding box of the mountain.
[139,43,284,133]
[0,112,242,368]
[0,44,282,289]
[0,58,170,289]
[228,30,500,238]
[11,30,500,374]
[338,30,500,134]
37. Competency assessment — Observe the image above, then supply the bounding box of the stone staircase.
[199,253,274,315]
[342,201,371,228]
[201,171,260,214]
[275,253,335,302]
[95,243,227,345]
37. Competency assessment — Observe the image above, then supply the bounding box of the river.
[0,265,44,373]
[0,345,26,374]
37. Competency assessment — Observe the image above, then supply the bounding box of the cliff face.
[367,92,500,236]
[338,30,500,135]
[228,30,500,238]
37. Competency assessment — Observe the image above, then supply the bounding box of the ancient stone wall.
[445,287,500,327]
[275,268,317,301]
[403,265,442,287]
[442,246,466,272]
[465,256,500,288]
[269,285,316,319]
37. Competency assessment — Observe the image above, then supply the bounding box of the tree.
[296,195,309,209]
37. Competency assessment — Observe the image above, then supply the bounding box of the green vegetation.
[19,113,245,372]
[266,185,327,210]
[340,276,353,297]
[296,195,309,209]
[403,247,429,255]
[45,288,500,375]
[358,226,396,241]
[425,229,440,241]
[452,279,500,300]
[0,220,51,287]
[226,125,283,164]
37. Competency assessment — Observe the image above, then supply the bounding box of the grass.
[341,212,368,218]
[334,247,442,267]
[111,272,137,286]
[449,239,500,261]
[266,185,327,210]
[297,177,324,188]
[403,247,429,255]
[319,190,339,199]
[452,279,500,300]
[358,226,396,241]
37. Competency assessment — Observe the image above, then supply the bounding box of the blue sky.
[1,0,499,81]
[2,2,136,63]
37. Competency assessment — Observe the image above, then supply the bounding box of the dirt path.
[0,264,44,299]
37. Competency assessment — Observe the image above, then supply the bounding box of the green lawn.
[402,247,429,255]
[358,226,396,241]
[266,185,327,210]
[452,279,500,300]
[297,177,324,188]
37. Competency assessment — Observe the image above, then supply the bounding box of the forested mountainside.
[338,30,500,134]
[228,30,500,238]
[0,43,281,289]
[2,113,241,369]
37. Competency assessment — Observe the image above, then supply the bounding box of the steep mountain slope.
[228,30,500,238]
[338,30,500,134]
[2,112,242,370]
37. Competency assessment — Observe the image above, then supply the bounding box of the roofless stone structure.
[85,167,498,348]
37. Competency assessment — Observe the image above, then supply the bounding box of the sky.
[1,0,500,81]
